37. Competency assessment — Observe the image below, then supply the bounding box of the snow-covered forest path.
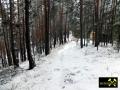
[1,38,120,90]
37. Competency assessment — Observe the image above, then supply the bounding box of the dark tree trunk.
[94,0,99,50]
[64,12,68,43]
[53,19,56,48]
[44,0,50,55]
[23,14,26,61]
[80,0,83,48]
[25,0,36,69]
[59,1,64,45]
[9,0,19,67]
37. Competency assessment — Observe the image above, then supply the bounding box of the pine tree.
[80,0,83,48]
[9,0,19,67]
[25,0,36,69]
[44,0,50,55]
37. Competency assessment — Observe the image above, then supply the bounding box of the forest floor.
[1,36,120,90]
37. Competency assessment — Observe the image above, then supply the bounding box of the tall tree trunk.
[23,13,26,61]
[17,0,24,62]
[80,0,83,48]
[44,0,50,55]
[53,18,56,48]
[9,0,19,67]
[25,0,36,69]
[95,0,99,50]
[111,0,115,46]
[0,0,13,66]
[64,2,68,44]
[59,0,64,45]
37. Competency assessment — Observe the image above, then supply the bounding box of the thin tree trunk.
[80,0,83,48]
[95,0,99,50]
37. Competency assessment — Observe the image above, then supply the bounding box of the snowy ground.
[1,37,120,90]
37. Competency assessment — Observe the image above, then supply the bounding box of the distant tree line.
[72,0,120,51]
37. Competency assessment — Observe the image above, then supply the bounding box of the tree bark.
[25,0,36,69]
[44,0,50,55]
[80,0,83,48]
[9,0,19,67]
[0,0,13,66]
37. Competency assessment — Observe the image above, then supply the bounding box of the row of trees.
[0,0,70,70]
[0,0,120,70]
[71,0,120,50]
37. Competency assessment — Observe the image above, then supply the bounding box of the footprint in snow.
[54,68,60,71]
[65,73,76,77]
[69,73,76,76]
[62,86,65,89]
[83,66,89,71]
[76,70,81,74]
[48,78,52,81]
[64,78,74,84]
[63,72,76,84]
